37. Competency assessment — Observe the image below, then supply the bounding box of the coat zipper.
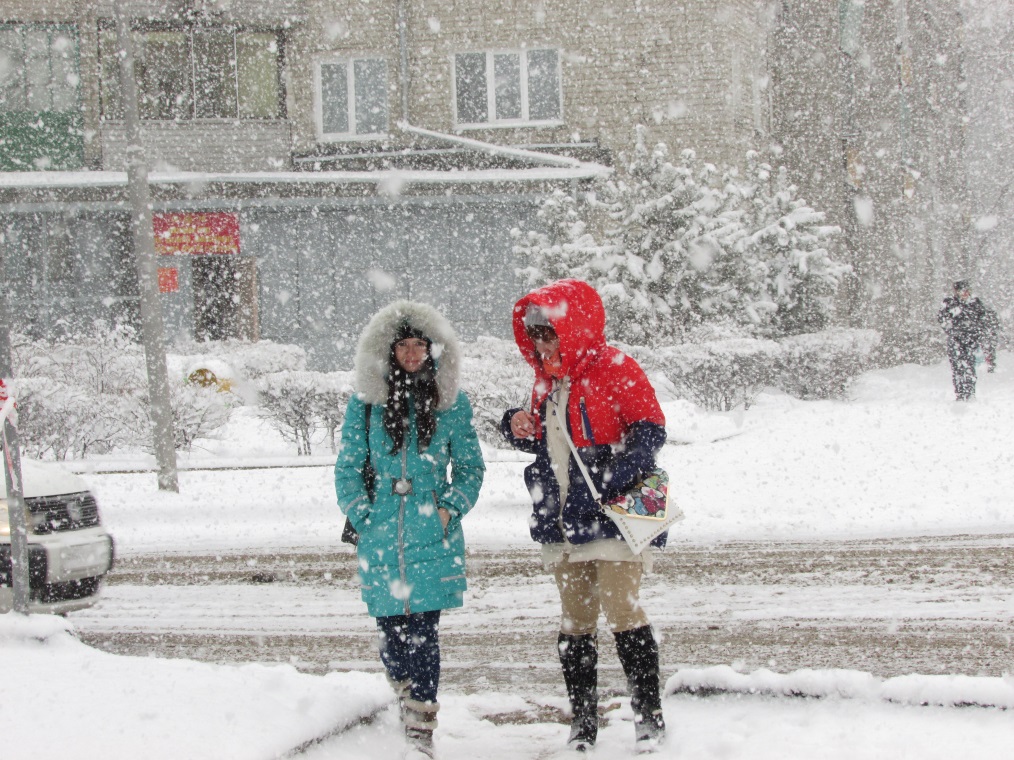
[399,443,410,615]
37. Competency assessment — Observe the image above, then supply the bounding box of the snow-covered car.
[1,458,114,614]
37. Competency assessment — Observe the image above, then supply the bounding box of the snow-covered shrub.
[255,370,355,455]
[774,328,881,400]
[871,321,945,368]
[120,379,237,453]
[171,339,307,379]
[256,371,322,455]
[314,372,356,453]
[459,336,532,447]
[22,324,146,396]
[630,338,782,412]
[10,328,246,458]
[10,326,148,458]
[167,382,236,452]
[13,377,139,460]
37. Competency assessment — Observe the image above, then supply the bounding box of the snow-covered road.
[72,535,1014,695]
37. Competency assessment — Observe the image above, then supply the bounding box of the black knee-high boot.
[558,632,598,750]
[614,626,666,752]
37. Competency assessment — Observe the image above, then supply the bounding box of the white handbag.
[560,423,684,554]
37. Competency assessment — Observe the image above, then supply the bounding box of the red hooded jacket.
[511,279,665,446]
[503,279,668,546]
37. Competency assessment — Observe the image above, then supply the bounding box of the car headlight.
[0,500,10,538]
[0,499,31,538]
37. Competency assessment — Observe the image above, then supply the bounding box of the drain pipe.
[399,122,590,170]
[398,0,409,123]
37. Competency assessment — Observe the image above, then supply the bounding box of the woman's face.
[528,326,561,364]
[394,337,429,373]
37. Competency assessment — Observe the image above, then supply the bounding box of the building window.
[99,26,283,120]
[315,58,389,140]
[839,0,865,57]
[1,24,83,169]
[0,24,79,113]
[453,49,561,127]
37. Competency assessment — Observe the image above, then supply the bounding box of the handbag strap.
[554,403,604,502]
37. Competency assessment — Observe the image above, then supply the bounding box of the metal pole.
[116,3,179,492]
[0,260,30,614]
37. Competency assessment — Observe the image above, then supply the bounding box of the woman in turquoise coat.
[335,300,484,759]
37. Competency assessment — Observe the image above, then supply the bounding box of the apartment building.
[771,0,970,346]
[1,0,972,366]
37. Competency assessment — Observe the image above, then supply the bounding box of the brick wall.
[99,120,292,171]
[289,0,768,167]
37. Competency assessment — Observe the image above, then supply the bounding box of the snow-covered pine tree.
[592,129,689,344]
[512,188,604,287]
[592,128,749,344]
[514,127,752,345]
[513,132,847,345]
[729,152,850,335]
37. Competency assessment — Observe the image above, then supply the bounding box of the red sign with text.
[158,267,179,293]
[153,212,240,256]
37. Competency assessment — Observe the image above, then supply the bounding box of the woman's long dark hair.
[383,330,439,453]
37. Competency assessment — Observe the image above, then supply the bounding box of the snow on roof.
[0,164,611,190]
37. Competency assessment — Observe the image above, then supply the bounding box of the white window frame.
[452,48,563,130]
[314,56,389,142]
[0,23,80,114]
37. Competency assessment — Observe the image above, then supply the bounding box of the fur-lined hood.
[353,300,461,410]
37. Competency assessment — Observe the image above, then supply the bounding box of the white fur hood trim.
[353,300,461,410]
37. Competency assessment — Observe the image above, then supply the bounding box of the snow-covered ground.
[3,355,1014,759]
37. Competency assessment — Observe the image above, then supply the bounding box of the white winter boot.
[403,698,439,759]
[387,675,411,722]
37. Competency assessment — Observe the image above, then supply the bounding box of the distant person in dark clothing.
[938,280,999,400]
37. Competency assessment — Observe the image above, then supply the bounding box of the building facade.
[1,0,978,367]
[769,0,972,347]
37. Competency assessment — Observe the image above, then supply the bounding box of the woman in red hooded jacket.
[500,279,668,753]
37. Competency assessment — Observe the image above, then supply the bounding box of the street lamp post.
[116,2,179,492]
[0,288,30,614]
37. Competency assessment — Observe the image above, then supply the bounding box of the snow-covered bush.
[459,336,533,448]
[10,328,246,458]
[256,370,355,455]
[166,382,236,452]
[774,328,881,400]
[119,379,237,454]
[13,377,138,460]
[21,324,147,396]
[256,372,320,456]
[171,338,307,379]
[627,328,881,409]
[314,372,356,453]
[871,321,946,367]
[10,326,148,459]
[630,338,782,412]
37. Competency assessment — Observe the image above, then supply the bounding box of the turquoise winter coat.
[334,301,485,619]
